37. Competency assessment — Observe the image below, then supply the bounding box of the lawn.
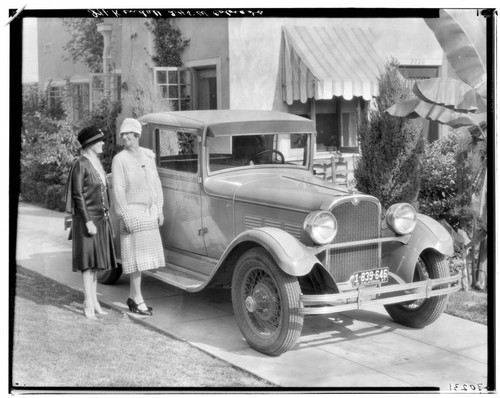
[446,288,488,325]
[445,255,488,325]
[11,265,274,389]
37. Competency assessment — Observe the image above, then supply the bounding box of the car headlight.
[386,203,417,235]
[304,211,338,245]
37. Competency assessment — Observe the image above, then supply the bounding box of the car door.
[153,126,207,257]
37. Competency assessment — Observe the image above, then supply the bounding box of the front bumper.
[299,272,461,315]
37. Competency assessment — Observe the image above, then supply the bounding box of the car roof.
[138,110,316,136]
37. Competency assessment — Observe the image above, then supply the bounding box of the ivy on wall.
[145,19,190,66]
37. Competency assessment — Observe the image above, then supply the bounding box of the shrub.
[21,80,122,213]
[20,84,78,208]
[419,129,485,233]
[46,184,67,211]
[355,60,425,210]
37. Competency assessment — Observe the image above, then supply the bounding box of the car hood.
[204,171,366,212]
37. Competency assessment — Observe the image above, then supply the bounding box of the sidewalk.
[14,202,489,390]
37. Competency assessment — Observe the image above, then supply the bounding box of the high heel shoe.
[83,301,98,320]
[126,298,152,311]
[94,303,108,315]
[127,298,153,316]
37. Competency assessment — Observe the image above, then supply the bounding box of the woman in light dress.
[111,118,165,316]
[65,126,118,319]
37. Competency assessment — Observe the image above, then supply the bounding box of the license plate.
[352,267,389,286]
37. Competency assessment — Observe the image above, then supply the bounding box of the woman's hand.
[158,213,164,226]
[86,221,97,236]
[122,216,132,234]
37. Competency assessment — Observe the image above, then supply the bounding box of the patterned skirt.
[120,204,165,274]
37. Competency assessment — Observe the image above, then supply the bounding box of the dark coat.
[65,156,117,272]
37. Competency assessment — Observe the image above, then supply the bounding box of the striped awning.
[282,25,387,104]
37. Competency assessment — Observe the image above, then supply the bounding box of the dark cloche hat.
[78,126,105,149]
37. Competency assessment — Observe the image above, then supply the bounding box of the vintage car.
[98,110,460,356]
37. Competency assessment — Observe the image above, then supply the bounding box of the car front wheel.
[231,247,303,356]
[384,250,450,328]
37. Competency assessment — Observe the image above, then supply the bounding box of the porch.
[312,152,360,185]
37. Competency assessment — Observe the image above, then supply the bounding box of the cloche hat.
[120,118,142,136]
[77,126,105,149]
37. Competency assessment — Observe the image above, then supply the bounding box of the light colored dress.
[111,147,165,274]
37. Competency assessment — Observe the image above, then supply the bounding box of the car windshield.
[207,132,310,173]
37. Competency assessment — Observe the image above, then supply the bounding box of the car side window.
[156,128,198,174]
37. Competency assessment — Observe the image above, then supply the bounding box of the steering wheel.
[247,149,285,165]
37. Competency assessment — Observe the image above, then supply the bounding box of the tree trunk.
[474,238,487,290]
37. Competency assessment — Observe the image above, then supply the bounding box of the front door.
[195,67,217,110]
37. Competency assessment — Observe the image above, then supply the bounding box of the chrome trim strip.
[308,235,411,254]
[299,273,461,315]
[324,194,381,213]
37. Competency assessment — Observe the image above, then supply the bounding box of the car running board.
[144,265,207,292]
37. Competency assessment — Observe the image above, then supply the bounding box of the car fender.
[382,214,454,282]
[223,227,319,277]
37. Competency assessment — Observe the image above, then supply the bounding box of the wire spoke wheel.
[243,271,281,337]
[232,247,303,356]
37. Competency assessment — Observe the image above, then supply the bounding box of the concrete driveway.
[14,202,490,390]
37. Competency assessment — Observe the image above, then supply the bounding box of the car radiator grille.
[328,200,380,283]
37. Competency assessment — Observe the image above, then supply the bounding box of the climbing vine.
[145,19,190,66]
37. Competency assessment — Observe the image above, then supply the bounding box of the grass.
[12,265,274,389]
[446,289,488,325]
[444,255,488,325]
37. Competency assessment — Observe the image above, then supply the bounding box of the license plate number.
[353,267,389,286]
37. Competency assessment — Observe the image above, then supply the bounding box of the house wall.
[117,18,152,119]
[227,19,285,111]
[226,17,443,111]
[176,18,230,109]
[37,18,91,88]
[36,16,451,141]
[37,18,123,88]
[117,18,230,116]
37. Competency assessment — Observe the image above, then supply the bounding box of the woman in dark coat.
[65,126,117,319]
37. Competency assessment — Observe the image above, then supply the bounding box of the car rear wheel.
[231,247,303,356]
[97,263,123,285]
[384,250,450,328]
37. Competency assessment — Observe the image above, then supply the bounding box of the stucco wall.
[176,18,230,109]
[37,18,123,88]
[227,17,443,111]
[119,18,151,79]
[37,18,91,88]
[227,19,285,111]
